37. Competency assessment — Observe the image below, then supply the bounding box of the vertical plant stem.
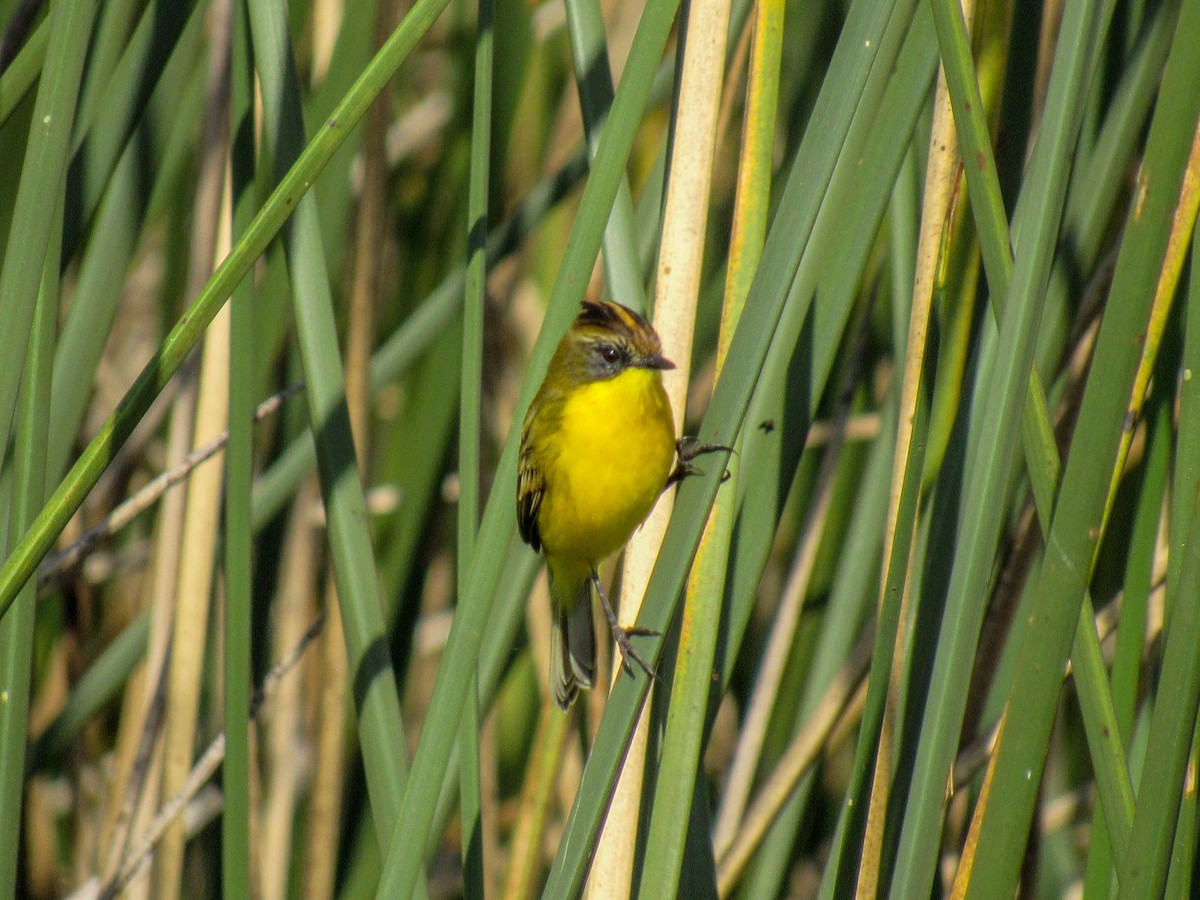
[586,0,729,890]
[305,1,399,894]
[156,311,233,898]
[245,5,430,890]
[912,0,1175,888]
[1162,213,1200,898]
[856,4,966,891]
[0,0,96,530]
[458,0,493,888]
[963,0,1200,890]
[0,201,58,897]
[1117,122,1200,900]
[891,0,1107,892]
[223,0,256,892]
[104,393,194,896]
[562,0,643,307]
[1118,476,1200,897]
[267,484,323,900]
[460,0,490,584]
[644,0,783,884]
[153,10,233,891]
[459,688,485,897]
[500,696,570,899]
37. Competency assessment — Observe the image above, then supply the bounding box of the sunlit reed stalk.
[585,0,729,892]
[698,0,787,858]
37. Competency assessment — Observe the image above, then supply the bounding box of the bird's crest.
[576,299,658,353]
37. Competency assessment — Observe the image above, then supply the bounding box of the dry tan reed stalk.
[586,0,730,890]
[261,478,322,900]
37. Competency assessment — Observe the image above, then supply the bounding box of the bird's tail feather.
[550,576,595,710]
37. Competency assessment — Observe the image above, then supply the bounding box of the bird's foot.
[667,437,734,487]
[591,572,657,680]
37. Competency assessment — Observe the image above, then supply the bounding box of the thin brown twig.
[717,628,876,896]
[714,296,874,853]
[68,615,327,900]
[715,576,1167,896]
[102,648,171,887]
[39,383,303,589]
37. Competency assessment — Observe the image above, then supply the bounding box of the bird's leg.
[667,436,733,487]
[590,570,657,680]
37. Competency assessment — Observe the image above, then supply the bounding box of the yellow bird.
[518,299,678,709]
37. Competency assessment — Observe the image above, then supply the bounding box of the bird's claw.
[667,437,734,486]
[612,626,658,680]
[592,572,658,682]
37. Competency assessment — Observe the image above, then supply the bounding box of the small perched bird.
[518,299,677,709]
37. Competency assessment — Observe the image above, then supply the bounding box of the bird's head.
[556,299,674,384]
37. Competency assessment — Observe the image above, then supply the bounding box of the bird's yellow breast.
[537,368,676,566]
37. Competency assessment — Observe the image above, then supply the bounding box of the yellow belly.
[538,368,676,567]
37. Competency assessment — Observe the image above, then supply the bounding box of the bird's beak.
[641,353,675,371]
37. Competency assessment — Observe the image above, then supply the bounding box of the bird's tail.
[548,566,595,710]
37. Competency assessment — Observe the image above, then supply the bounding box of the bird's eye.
[599,344,621,364]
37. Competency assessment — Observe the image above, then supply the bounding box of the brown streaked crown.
[533,299,674,395]
[574,299,664,359]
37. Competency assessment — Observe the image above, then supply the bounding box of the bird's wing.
[516,438,544,552]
